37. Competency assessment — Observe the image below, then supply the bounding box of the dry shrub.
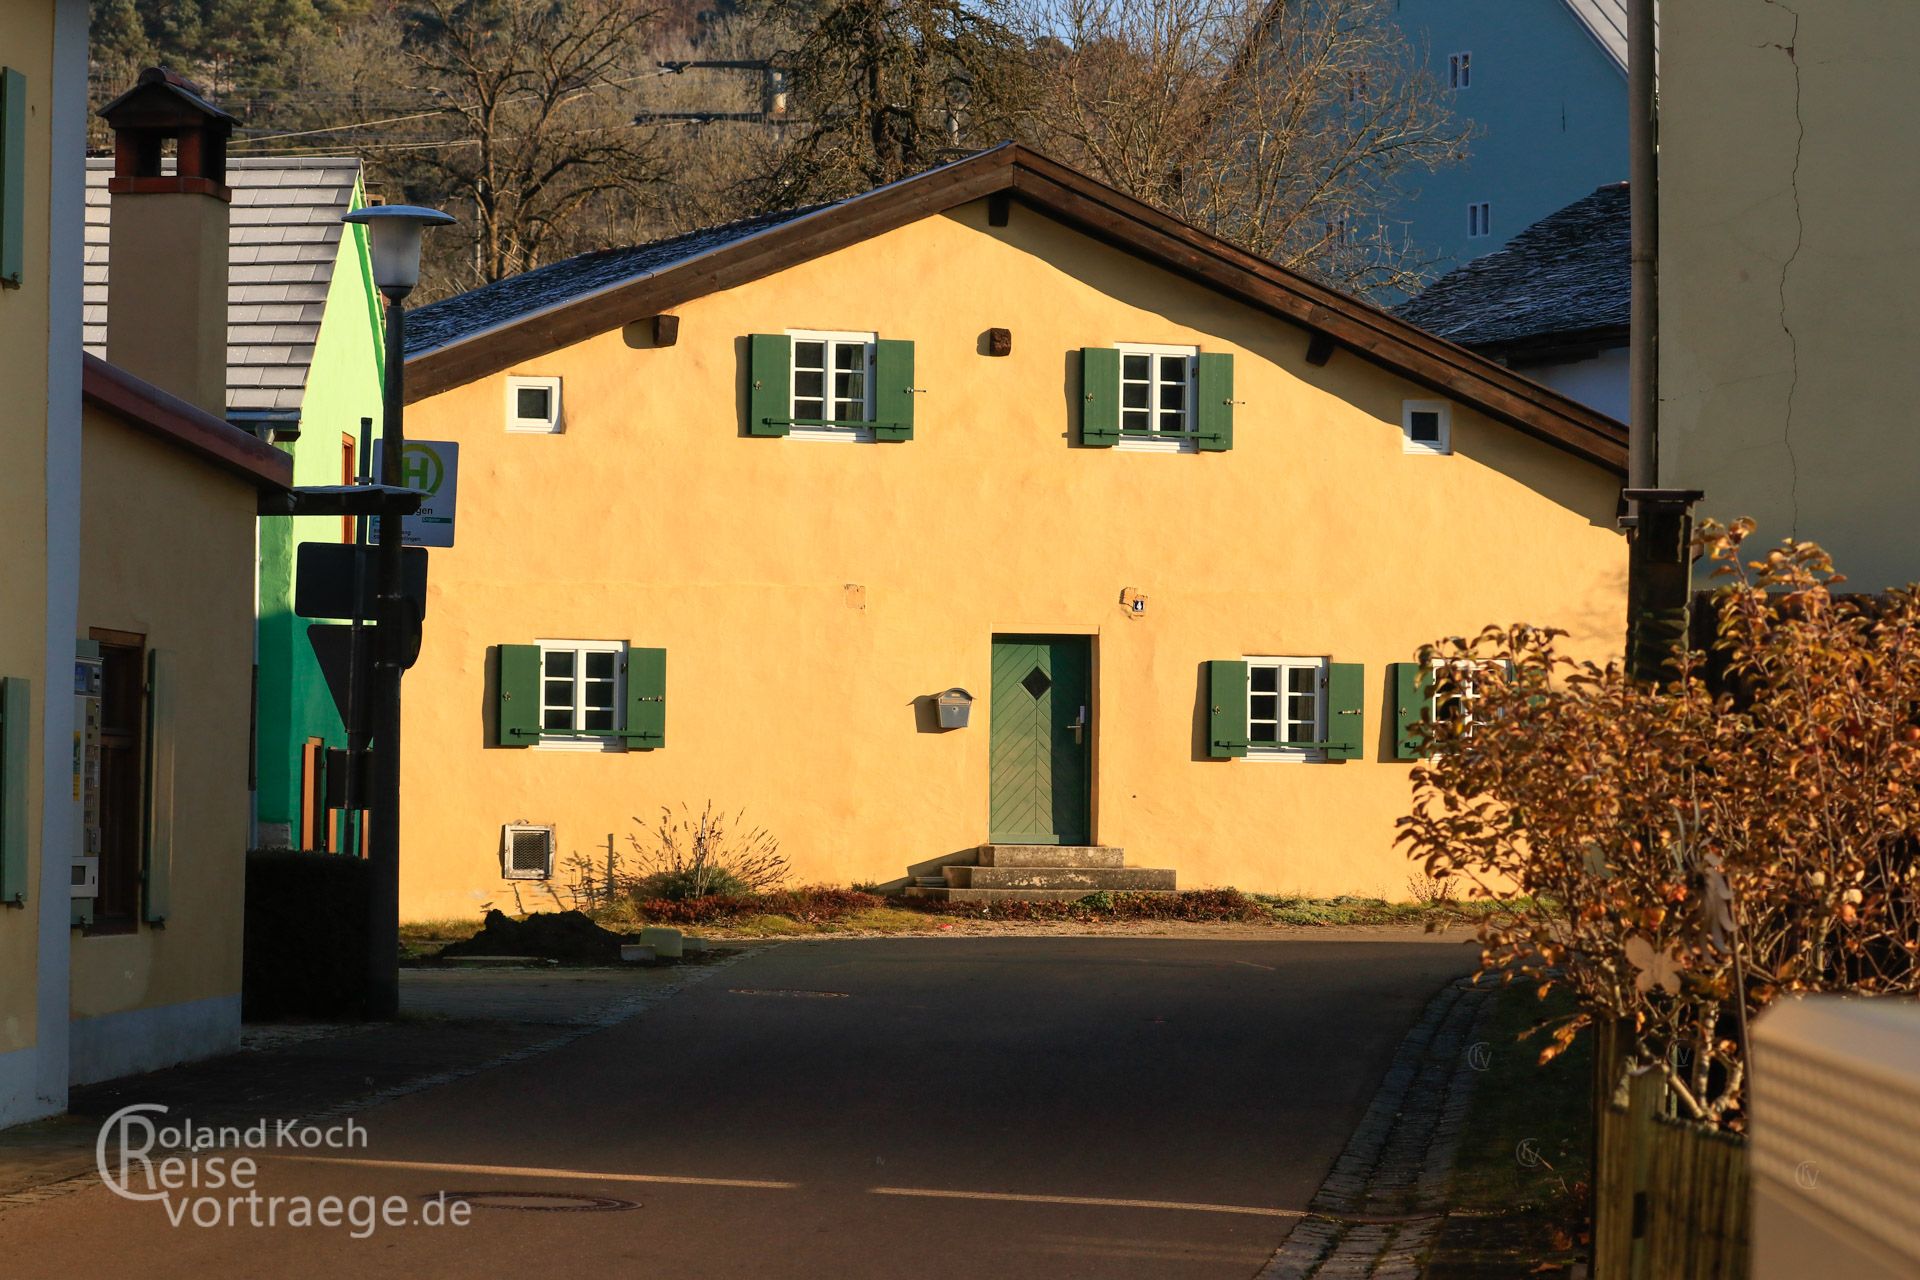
[1400,519,1920,1132]
[625,803,790,902]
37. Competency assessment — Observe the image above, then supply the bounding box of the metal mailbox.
[935,687,974,730]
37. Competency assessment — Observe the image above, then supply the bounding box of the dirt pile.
[437,910,635,964]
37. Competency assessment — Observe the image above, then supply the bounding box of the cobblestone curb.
[0,953,744,1215]
[1258,976,1497,1279]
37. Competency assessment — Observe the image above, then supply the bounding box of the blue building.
[1384,0,1629,282]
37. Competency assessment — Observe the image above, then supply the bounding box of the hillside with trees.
[89,0,1467,302]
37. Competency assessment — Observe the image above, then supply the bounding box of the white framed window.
[1467,202,1492,239]
[506,375,562,434]
[1116,343,1199,453]
[1403,399,1452,455]
[1449,51,1471,89]
[1246,656,1329,761]
[1429,658,1496,736]
[537,639,626,750]
[789,329,876,442]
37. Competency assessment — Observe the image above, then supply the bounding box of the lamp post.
[342,204,453,1019]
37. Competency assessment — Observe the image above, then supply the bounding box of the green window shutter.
[1326,662,1364,760]
[1207,659,1249,759]
[1195,352,1234,452]
[1391,662,1430,760]
[1080,347,1119,447]
[0,676,28,906]
[624,646,666,749]
[0,69,24,287]
[143,650,175,925]
[873,339,915,441]
[497,644,540,747]
[747,334,792,437]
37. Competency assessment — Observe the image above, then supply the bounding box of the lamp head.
[343,204,455,299]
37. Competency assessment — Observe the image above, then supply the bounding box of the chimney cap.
[97,66,237,132]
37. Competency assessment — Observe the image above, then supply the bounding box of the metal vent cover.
[501,824,555,880]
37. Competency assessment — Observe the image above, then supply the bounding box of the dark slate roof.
[406,204,830,356]
[1396,183,1629,353]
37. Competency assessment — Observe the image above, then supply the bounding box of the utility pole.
[1622,0,1701,683]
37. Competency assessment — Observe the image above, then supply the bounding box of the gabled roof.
[1395,183,1629,358]
[409,204,828,357]
[406,143,1628,475]
[1562,0,1628,74]
[82,354,292,492]
[85,154,366,415]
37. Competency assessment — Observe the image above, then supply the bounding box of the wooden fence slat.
[1593,1068,1750,1279]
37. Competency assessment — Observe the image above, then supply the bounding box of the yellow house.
[1657,1,1920,591]
[0,0,76,1131]
[1,44,291,1127]
[397,146,1629,920]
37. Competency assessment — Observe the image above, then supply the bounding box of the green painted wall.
[254,179,385,845]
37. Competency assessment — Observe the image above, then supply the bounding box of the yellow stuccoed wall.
[399,200,1626,920]
[0,3,58,1063]
[68,412,257,1023]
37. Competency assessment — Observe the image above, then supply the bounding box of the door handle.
[1068,705,1087,745]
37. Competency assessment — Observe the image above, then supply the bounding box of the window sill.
[1245,747,1328,764]
[535,736,628,753]
[1116,434,1198,455]
[788,426,877,443]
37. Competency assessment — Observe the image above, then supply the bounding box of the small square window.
[506,375,563,433]
[1403,400,1452,455]
[1449,52,1471,89]
[1467,202,1492,239]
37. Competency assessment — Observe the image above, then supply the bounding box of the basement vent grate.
[501,824,555,880]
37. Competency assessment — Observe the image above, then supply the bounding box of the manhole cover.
[431,1190,639,1212]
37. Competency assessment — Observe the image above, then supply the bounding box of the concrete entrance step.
[903,886,1178,904]
[944,865,1177,891]
[977,844,1125,868]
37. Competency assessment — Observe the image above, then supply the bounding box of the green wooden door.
[989,636,1092,845]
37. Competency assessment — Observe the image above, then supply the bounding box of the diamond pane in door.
[989,636,1091,845]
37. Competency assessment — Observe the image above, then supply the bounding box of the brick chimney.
[96,68,236,417]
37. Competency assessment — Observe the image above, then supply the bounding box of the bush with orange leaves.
[1399,519,1920,1132]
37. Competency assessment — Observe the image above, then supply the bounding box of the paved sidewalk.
[0,957,741,1207]
[1259,977,1496,1279]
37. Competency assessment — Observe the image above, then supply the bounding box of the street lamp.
[342,203,452,1019]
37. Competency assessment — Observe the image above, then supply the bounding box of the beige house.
[1,49,289,1129]
[1657,1,1920,591]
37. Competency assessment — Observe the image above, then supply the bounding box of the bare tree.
[1016,0,1468,297]
[395,0,667,290]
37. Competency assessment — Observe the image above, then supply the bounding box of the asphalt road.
[1,935,1473,1279]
